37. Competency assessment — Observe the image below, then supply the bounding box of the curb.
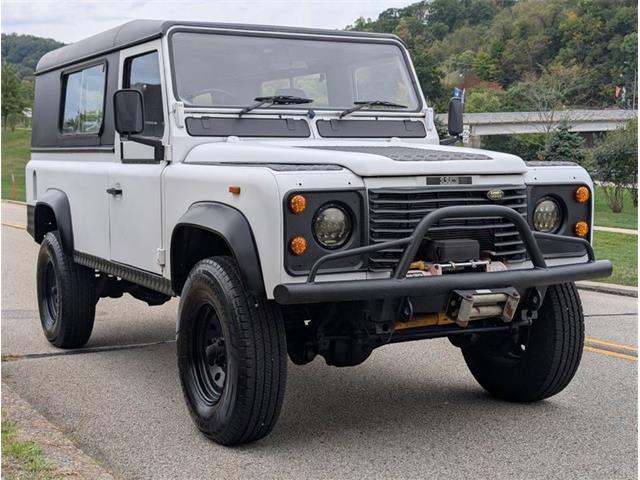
[576,280,638,298]
[2,199,27,205]
[594,225,637,235]
[1,381,115,479]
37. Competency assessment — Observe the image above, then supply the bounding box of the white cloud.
[1,0,414,43]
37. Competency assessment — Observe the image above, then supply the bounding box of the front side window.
[125,51,164,137]
[61,63,106,134]
[170,32,420,111]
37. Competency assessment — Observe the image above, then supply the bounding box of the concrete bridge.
[435,109,637,147]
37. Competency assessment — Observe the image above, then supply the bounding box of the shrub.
[481,134,546,162]
[590,119,638,213]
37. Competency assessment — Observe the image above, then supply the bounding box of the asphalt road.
[2,202,637,480]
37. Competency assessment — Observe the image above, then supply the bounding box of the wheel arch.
[170,202,266,297]
[33,189,74,256]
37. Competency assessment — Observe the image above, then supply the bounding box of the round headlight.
[313,205,352,249]
[533,198,562,233]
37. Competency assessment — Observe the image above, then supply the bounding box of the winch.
[446,288,521,327]
[402,237,520,328]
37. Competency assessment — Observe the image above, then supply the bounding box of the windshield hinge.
[425,108,434,131]
[172,102,185,128]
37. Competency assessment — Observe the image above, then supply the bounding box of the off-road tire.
[177,256,287,445]
[36,231,96,348]
[462,283,584,402]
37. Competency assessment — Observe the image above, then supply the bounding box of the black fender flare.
[170,202,266,297]
[33,189,74,256]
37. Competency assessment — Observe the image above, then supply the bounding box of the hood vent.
[302,146,491,162]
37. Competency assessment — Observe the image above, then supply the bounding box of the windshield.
[170,32,420,111]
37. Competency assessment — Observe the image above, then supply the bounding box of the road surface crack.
[1,339,176,362]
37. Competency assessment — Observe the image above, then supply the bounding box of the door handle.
[106,187,123,196]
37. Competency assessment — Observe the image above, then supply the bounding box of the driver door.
[108,41,168,274]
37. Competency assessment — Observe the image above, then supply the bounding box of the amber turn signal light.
[574,186,590,203]
[574,221,589,237]
[289,194,307,214]
[289,236,307,256]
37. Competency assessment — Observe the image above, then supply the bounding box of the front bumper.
[273,205,612,305]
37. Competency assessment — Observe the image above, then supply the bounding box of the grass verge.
[2,419,59,480]
[1,128,30,202]
[594,186,637,230]
[592,230,637,286]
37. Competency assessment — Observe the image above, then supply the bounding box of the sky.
[1,0,414,44]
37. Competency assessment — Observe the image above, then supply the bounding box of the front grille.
[368,186,528,271]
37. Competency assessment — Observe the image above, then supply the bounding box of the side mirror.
[114,89,144,135]
[447,97,464,137]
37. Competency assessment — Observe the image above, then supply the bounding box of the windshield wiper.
[339,100,407,119]
[239,95,314,116]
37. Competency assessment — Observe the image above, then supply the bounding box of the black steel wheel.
[36,231,96,348]
[41,258,59,331]
[462,283,584,402]
[189,303,227,407]
[177,256,287,445]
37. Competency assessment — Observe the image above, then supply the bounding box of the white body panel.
[182,139,527,176]
[108,163,167,272]
[27,156,112,258]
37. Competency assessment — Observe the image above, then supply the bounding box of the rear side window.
[125,51,164,138]
[60,63,106,134]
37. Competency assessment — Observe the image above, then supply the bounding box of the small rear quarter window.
[60,63,106,135]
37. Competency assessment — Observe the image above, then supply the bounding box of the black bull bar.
[273,205,612,305]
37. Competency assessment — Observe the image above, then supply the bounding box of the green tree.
[589,119,638,213]
[464,88,502,113]
[503,64,587,128]
[467,0,498,25]
[452,49,476,85]
[426,0,466,36]
[1,63,28,130]
[412,49,446,108]
[473,50,499,82]
[540,121,586,163]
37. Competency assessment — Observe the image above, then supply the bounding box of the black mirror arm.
[123,134,165,161]
[439,136,461,145]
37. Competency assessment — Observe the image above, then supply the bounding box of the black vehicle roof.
[35,19,403,75]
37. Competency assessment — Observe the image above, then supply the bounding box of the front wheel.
[177,256,287,445]
[462,283,584,402]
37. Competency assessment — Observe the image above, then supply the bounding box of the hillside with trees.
[1,33,64,79]
[348,0,637,112]
[1,34,65,129]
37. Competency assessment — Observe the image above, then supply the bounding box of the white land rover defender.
[27,20,612,445]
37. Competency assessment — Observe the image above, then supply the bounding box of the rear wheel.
[177,256,287,445]
[462,283,584,402]
[36,231,96,348]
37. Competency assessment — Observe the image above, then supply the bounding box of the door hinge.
[156,248,166,266]
[172,101,185,128]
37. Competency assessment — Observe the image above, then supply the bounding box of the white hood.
[183,139,527,176]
